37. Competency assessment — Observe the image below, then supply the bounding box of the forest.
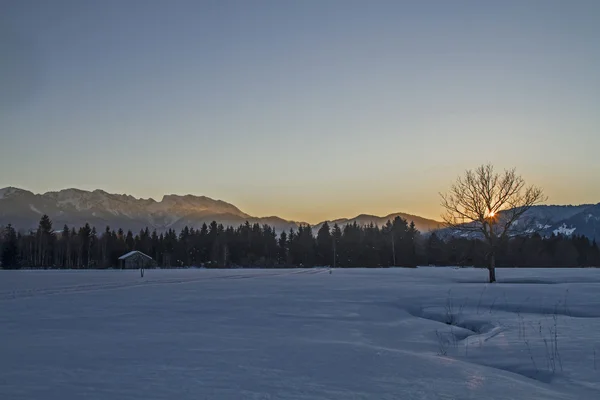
[1,215,599,269]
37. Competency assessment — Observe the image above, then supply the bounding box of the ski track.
[0,268,330,301]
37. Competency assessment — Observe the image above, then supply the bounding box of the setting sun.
[487,210,496,218]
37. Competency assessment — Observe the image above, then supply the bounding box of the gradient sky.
[1,0,599,223]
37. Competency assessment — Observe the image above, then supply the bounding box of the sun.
[487,210,496,218]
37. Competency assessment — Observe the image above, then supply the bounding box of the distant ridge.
[313,212,442,234]
[0,187,440,234]
[1,187,597,239]
[439,203,600,241]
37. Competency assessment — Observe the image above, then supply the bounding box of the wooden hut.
[118,251,156,269]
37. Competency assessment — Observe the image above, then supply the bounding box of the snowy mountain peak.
[0,187,261,232]
[0,187,17,199]
[553,224,577,236]
[1,187,598,240]
[0,187,32,199]
[157,194,250,217]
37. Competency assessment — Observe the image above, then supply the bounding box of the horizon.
[2,0,599,223]
[1,184,444,223]
[1,184,598,226]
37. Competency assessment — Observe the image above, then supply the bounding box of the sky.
[1,0,599,223]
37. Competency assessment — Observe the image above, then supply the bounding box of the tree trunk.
[391,234,396,266]
[333,241,336,268]
[488,253,496,283]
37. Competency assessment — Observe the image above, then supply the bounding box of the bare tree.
[440,164,547,283]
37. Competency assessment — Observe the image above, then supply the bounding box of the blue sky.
[1,0,599,222]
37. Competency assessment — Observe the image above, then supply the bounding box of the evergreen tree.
[426,232,444,265]
[76,223,92,268]
[198,223,209,263]
[341,222,362,267]
[89,227,98,268]
[208,221,220,265]
[262,225,278,267]
[316,222,332,266]
[391,217,409,266]
[406,221,419,266]
[157,233,165,266]
[554,239,579,267]
[359,223,378,267]
[163,229,177,267]
[295,225,315,266]
[150,230,160,261]
[3,214,598,270]
[70,227,78,268]
[125,230,135,251]
[331,224,342,268]
[178,226,191,266]
[1,224,19,269]
[277,231,288,266]
[287,229,296,265]
[590,240,600,266]
[100,226,112,268]
[37,215,54,267]
[61,225,71,268]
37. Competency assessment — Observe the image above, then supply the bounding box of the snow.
[118,250,153,260]
[28,204,43,215]
[0,187,19,199]
[554,224,577,236]
[1,267,600,399]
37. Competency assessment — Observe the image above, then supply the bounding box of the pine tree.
[391,217,409,266]
[163,229,177,267]
[262,225,278,267]
[37,215,54,267]
[590,239,600,267]
[331,224,342,268]
[207,221,220,265]
[179,226,191,265]
[426,232,444,265]
[199,223,209,263]
[70,227,78,268]
[277,231,288,266]
[157,233,165,266]
[316,222,332,266]
[151,230,160,261]
[341,222,362,267]
[1,224,19,269]
[407,221,419,267]
[88,227,98,267]
[62,225,71,268]
[100,226,111,268]
[362,223,381,267]
[125,230,135,251]
[6,213,600,270]
[76,223,92,268]
[554,238,579,267]
[287,229,297,265]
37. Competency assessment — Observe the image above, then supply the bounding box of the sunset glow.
[1,1,599,223]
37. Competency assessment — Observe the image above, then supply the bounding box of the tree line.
[1,214,599,269]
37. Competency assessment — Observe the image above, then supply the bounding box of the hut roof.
[118,251,153,261]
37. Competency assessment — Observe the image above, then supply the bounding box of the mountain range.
[439,204,600,241]
[0,187,598,240]
[0,187,441,234]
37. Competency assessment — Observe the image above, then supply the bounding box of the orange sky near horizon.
[2,1,599,223]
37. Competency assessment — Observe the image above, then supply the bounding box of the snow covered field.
[1,267,600,399]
